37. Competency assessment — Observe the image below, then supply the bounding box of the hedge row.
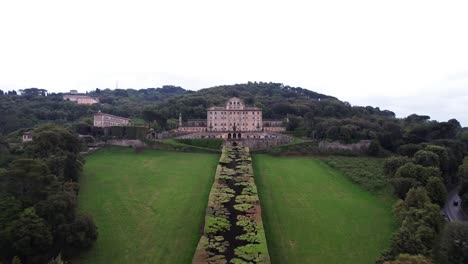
[193,147,270,264]
[174,138,224,150]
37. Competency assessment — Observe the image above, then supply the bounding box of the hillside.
[1,82,467,158]
[0,85,187,135]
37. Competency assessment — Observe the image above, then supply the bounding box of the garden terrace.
[193,147,270,263]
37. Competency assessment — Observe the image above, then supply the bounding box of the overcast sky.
[0,0,467,126]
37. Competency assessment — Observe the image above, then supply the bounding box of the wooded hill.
[1,82,467,157]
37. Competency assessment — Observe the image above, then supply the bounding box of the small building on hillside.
[263,120,286,132]
[93,111,131,127]
[63,90,99,105]
[177,118,208,132]
[22,131,33,143]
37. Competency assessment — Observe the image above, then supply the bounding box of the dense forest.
[1,82,468,263]
[0,125,97,263]
[0,86,186,135]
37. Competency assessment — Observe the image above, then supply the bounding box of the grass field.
[253,155,395,264]
[76,147,219,264]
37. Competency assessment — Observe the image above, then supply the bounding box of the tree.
[389,188,443,257]
[11,256,22,264]
[403,187,432,209]
[25,124,82,180]
[425,177,447,206]
[398,144,424,157]
[47,254,65,264]
[58,213,98,248]
[424,145,450,176]
[414,150,439,168]
[436,222,468,264]
[35,190,77,228]
[395,163,440,186]
[19,88,47,97]
[0,196,22,257]
[3,159,55,206]
[390,177,420,199]
[0,196,22,229]
[6,207,53,263]
[384,254,432,264]
[142,108,167,129]
[384,156,412,177]
[367,140,382,156]
[458,158,468,207]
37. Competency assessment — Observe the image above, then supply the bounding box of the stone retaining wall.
[106,139,147,148]
[318,140,371,153]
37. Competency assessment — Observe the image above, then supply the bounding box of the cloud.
[0,0,467,126]
[344,73,468,126]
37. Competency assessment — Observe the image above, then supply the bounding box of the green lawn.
[75,147,219,264]
[253,155,395,264]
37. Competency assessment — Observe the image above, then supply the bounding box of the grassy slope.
[253,155,395,264]
[76,147,219,264]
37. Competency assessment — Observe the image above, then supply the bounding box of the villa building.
[63,90,99,105]
[93,111,131,127]
[177,97,286,133]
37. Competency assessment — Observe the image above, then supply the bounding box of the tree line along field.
[253,155,396,264]
[76,147,219,264]
[76,147,395,264]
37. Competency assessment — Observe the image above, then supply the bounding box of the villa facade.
[178,97,285,133]
[93,111,130,127]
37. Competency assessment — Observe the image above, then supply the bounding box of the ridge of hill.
[1,82,467,159]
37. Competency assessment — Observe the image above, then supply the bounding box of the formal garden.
[73,145,399,264]
[193,147,270,263]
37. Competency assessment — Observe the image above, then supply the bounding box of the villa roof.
[207,106,261,110]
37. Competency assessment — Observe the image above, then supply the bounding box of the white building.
[93,111,130,127]
[22,132,33,143]
[63,90,99,105]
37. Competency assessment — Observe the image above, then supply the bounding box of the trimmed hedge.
[174,138,224,150]
[143,139,221,153]
[193,147,270,263]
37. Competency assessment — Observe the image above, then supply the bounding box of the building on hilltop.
[22,131,33,143]
[93,111,130,127]
[63,90,99,105]
[177,97,286,133]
